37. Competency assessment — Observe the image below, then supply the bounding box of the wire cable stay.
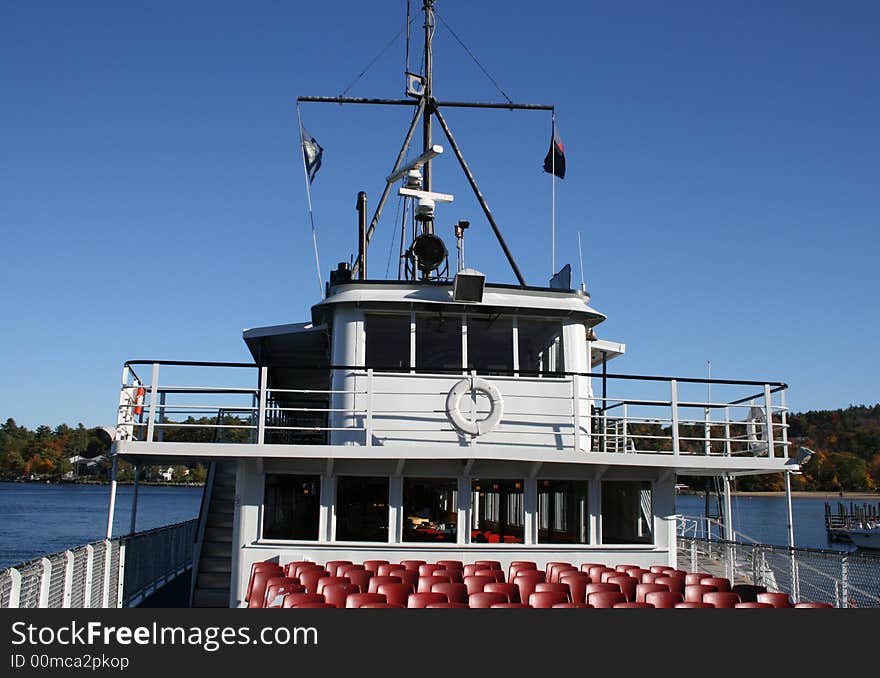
[339,17,415,98]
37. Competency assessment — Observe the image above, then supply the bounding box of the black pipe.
[357,191,367,280]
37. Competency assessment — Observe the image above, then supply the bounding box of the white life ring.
[746,405,767,452]
[445,377,504,437]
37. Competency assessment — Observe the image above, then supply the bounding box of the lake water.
[0,482,202,569]
[1,482,878,569]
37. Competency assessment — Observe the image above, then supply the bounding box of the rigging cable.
[338,17,415,97]
[386,195,404,278]
[435,11,513,104]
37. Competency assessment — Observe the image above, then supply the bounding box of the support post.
[146,362,159,442]
[117,543,126,608]
[83,545,94,608]
[8,568,21,608]
[670,380,680,455]
[105,455,118,539]
[62,550,74,608]
[258,366,268,444]
[723,473,734,541]
[38,558,52,608]
[365,368,373,446]
[764,383,775,459]
[784,470,795,548]
[129,464,140,535]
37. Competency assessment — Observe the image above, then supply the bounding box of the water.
[0,482,202,569]
[676,493,880,551]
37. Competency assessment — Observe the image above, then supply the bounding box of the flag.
[543,124,565,179]
[302,127,323,184]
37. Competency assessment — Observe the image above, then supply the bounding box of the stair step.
[200,540,232,558]
[192,588,230,608]
[207,516,233,529]
[211,488,235,502]
[198,556,231,574]
[197,572,231,590]
[205,527,232,543]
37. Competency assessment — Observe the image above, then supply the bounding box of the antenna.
[577,231,586,292]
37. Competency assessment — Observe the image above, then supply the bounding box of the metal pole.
[129,464,140,535]
[433,106,527,287]
[106,455,118,539]
[357,191,367,279]
[422,0,434,191]
[723,473,733,540]
[784,470,795,547]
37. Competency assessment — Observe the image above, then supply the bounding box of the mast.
[422,0,435,198]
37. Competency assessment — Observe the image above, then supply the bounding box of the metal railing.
[0,519,198,609]
[115,360,789,458]
[676,525,880,608]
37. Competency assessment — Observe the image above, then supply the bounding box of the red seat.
[283,561,312,578]
[666,570,688,579]
[368,576,402,594]
[436,560,463,571]
[431,582,468,604]
[600,570,624,584]
[419,563,445,577]
[735,602,774,609]
[757,592,793,608]
[589,566,615,582]
[490,603,531,608]
[684,584,717,603]
[435,568,463,583]
[700,577,731,593]
[299,569,330,595]
[417,575,451,593]
[685,572,712,586]
[377,563,402,577]
[474,560,501,570]
[640,572,663,584]
[731,584,766,603]
[345,592,386,608]
[408,592,447,608]
[614,602,654,608]
[703,591,741,608]
[376,583,413,607]
[337,564,365,578]
[362,560,389,575]
[263,578,304,608]
[323,583,359,608]
[585,582,620,597]
[607,576,638,602]
[637,583,670,603]
[545,562,574,583]
[513,575,545,604]
[674,602,713,608]
[794,602,833,608]
[247,569,284,608]
[293,562,323,578]
[655,576,685,595]
[587,591,627,608]
[317,576,351,595]
[559,573,590,605]
[323,560,352,577]
[483,582,520,603]
[474,569,505,582]
[468,592,510,608]
[247,563,283,601]
[388,569,419,591]
[426,602,469,608]
[579,562,606,573]
[649,565,670,574]
[614,563,639,573]
[347,569,374,593]
[282,592,325,608]
[644,591,683,609]
[624,567,650,582]
[464,575,495,596]
[400,560,426,571]
[529,591,569,608]
[463,564,482,578]
[535,582,571,601]
[509,561,537,581]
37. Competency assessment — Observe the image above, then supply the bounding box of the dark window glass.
[538,479,589,544]
[470,478,524,544]
[416,314,461,372]
[601,481,653,544]
[518,319,564,375]
[336,476,389,542]
[467,316,513,374]
[262,474,320,540]
[402,478,458,543]
[365,315,410,371]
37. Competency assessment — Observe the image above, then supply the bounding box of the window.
[601,481,653,544]
[262,474,321,540]
[518,319,564,375]
[336,476,389,542]
[471,478,524,543]
[467,315,513,374]
[538,479,589,544]
[402,478,458,543]
[416,314,461,372]
[365,315,410,371]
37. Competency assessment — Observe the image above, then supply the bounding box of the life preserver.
[445,377,504,437]
[134,387,146,416]
[746,405,767,452]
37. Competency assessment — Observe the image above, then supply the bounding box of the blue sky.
[1,0,878,429]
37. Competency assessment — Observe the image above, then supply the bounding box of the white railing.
[116,360,789,458]
[0,519,197,609]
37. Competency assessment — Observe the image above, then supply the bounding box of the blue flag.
[302,127,323,183]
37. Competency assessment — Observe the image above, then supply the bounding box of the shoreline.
[0,478,204,488]
[680,490,880,500]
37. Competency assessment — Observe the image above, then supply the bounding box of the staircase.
[190,462,237,607]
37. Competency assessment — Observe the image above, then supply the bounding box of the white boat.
[99,0,803,609]
[844,524,880,550]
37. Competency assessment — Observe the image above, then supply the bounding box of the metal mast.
[422,0,435,197]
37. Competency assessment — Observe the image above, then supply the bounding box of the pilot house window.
[467,316,513,374]
[365,315,410,370]
[262,474,321,541]
[518,319,564,375]
[416,315,462,372]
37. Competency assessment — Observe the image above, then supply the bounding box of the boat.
[97,1,809,609]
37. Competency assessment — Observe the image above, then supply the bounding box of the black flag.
[301,127,324,184]
[543,124,565,179]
